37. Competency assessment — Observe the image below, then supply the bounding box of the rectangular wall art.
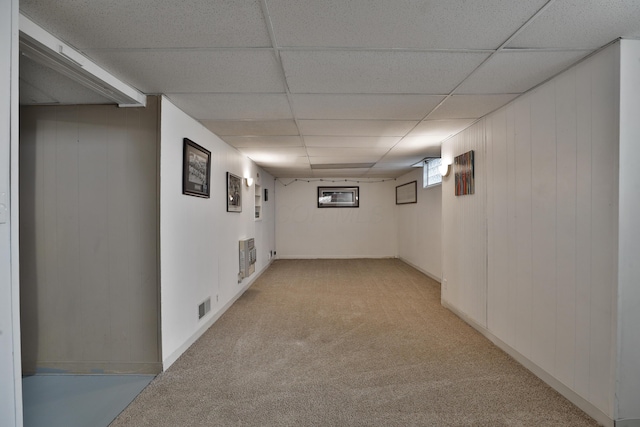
[183,138,211,198]
[227,172,242,212]
[454,150,474,196]
[317,186,359,208]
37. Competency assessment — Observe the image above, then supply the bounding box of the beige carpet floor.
[111,259,599,426]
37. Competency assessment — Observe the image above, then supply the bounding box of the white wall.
[160,97,276,368]
[275,179,396,258]
[616,39,640,423]
[395,168,442,280]
[0,0,22,424]
[442,43,620,424]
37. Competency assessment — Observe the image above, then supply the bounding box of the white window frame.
[423,158,442,188]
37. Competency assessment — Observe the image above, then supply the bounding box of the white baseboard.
[275,255,396,260]
[162,259,273,370]
[441,300,614,427]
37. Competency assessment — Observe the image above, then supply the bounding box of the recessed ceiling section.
[82,49,286,94]
[456,50,591,94]
[167,93,292,121]
[201,120,299,136]
[267,0,547,49]
[306,147,388,158]
[280,50,491,94]
[290,94,445,120]
[19,0,271,49]
[506,0,640,49]
[297,120,417,137]
[428,94,519,119]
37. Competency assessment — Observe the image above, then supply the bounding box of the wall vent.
[198,297,211,320]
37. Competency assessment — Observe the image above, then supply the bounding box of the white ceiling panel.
[267,0,547,49]
[82,49,285,94]
[20,0,271,49]
[202,120,299,136]
[223,136,303,148]
[291,94,445,120]
[259,157,310,168]
[298,120,417,137]
[265,167,311,178]
[237,146,307,160]
[376,152,427,165]
[167,93,292,120]
[456,50,590,94]
[280,50,490,94]
[307,147,389,157]
[507,0,640,49]
[304,136,400,149]
[428,94,519,119]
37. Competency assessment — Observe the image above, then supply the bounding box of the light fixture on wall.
[439,163,451,178]
[245,177,254,187]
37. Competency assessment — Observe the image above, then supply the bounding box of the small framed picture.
[227,172,242,212]
[396,181,417,204]
[317,186,359,208]
[182,138,211,198]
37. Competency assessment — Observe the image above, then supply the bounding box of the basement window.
[423,158,442,188]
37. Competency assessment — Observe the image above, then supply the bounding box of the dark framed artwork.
[318,186,359,208]
[182,138,211,198]
[454,150,475,196]
[227,172,242,212]
[264,188,268,201]
[396,181,417,204]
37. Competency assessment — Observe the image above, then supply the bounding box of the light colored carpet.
[111,259,598,426]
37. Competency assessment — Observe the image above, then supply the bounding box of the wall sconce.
[439,163,451,178]
[245,177,254,187]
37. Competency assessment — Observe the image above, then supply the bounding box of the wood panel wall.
[19,98,161,374]
[442,44,619,417]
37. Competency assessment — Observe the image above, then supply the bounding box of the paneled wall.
[441,121,487,327]
[395,168,442,280]
[160,97,276,368]
[442,43,620,420]
[275,179,396,259]
[19,98,161,374]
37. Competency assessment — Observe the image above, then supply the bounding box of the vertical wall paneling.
[617,39,640,422]
[554,69,578,389]
[160,97,276,368]
[19,99,161,374]
[441,120,487,327]
[529,83,558,374]
[392,167,443,280]
[442,42,621,420]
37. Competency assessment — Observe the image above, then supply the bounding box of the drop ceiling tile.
[376,152,428,165]
[237,146,307,161]
[291,94,445,120]
[82,49,285,93]
[259,157,310,168]
[364,169,411,179]
[391,138,442,156]
[201,120,299,136]
[304,136,400,149]
[20,0,271,49]
[298,120,417,137]
[223,136,304,148]
[167,93,292,120]
[280,50,490,94]
[406,119,476,139]
[456,50,590,94]
[267,0,547,49]
[266,167,312,178]
[428,95,518,119]
[307,147,388,157]
[507,0,640,49]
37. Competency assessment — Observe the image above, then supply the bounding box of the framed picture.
[183,138,211,198]
[227,172,242,212]
[454,150,475,196]
[318,186,359,208]
[396,181,417,204]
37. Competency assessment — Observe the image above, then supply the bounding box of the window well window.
[423,158,442,188]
